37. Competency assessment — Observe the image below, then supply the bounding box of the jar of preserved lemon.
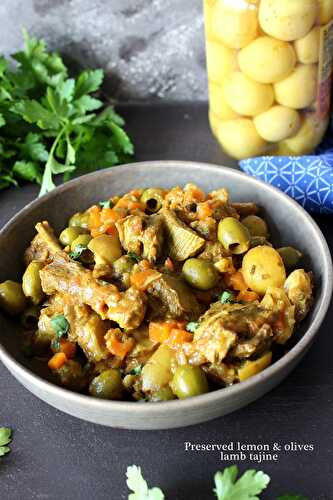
[204,0,333,160]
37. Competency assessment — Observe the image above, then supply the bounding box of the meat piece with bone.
[40,252,146,330]
[191,302,277,364]
[24,221,62,265]
[115,214,163,263]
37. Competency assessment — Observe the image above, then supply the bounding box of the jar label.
[317,19,333,120]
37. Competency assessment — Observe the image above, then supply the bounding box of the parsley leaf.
[214,465,270,500]
[0,427,12,457]
[220,290,236,304]
[13,160,42,184]
[186,321,199,333]
[19,132,49,162]
[128,252,141,263]
[51,315,69,339]
[129,366,142,376]
[99,199,113,209]
[126,466,164,500]
[69,243,88,260]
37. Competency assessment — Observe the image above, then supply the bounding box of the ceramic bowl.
[0,161,331,429]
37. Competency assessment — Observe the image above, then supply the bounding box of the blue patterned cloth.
[240,126,333,215]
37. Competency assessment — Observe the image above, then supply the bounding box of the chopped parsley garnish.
[129,365,142,376]
[0,427,12,457]
[128,252,141,263]
[69,243,87,260]
[99,199,113,209]
[186,321,199,333]
[51,315,69,340]
[220,290,236,304]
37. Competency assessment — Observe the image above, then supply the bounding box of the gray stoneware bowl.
[0,161,332,429]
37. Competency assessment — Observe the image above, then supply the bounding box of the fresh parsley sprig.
[0,30,134,196]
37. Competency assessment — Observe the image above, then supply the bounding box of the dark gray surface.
[0,0,207,101]
[1,103,333,499]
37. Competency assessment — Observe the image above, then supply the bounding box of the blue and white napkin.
[240,127,333,215]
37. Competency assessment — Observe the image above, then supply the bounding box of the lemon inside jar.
[204,0,333,160]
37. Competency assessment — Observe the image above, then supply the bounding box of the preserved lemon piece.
[212,1,258,49]
[238,352,272,382]
[217,119,268,160]
[206,41,238,83]
[253,106,301,142]
[317,0,333,24]
[242,246,286,295]
[238,36,296,83]
[259,0,318,41]
[282,113,330,155]
[208,83,239,120]
[294,27,320,64]
[224,72,274,116]
[274,64,318,109]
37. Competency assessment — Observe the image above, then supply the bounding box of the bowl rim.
[0,160,332,415]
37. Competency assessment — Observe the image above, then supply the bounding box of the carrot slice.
[130,269,161,290]
[148,321,177,343]
[48,352,67,370]
[197,202,213,220]
[237,290,259,303]
[166,329,193,347]
[106,334,134,359]
[227,270,248,292]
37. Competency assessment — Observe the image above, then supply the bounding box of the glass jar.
[204,0,333,160]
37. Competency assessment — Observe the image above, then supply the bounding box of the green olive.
[0,280,27,315]
[140,188,164,213]
[113,256,134,275]
[21,305,40,329]
[182,258,218,291]
[277,247,303,271]
[22,261,44,305]
[150,386,176,402]
[59,226,87,246]
[218,217,251,255]
[241,215,269,238]
[89,369,124,400]
[142,345,175,392]
[71,234,92,251]
[170,365,209,399]
[250,236,272,248]
[88,234,122,265]
[56,360,87,391]
[69,212,89,229]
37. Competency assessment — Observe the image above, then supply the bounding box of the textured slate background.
[0,0,208,101]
